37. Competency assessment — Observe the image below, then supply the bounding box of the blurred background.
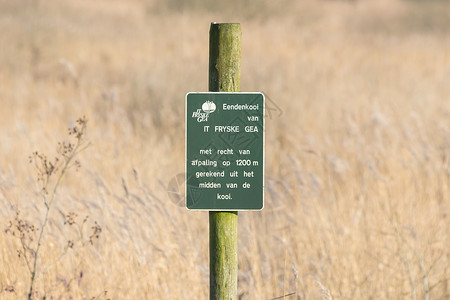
[0,0,449,298]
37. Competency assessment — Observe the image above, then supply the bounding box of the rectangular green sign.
[186,92,265,210]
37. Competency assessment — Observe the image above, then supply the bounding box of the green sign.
[186,92,264,210]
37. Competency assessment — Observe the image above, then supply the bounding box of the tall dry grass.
[0,0,449,298]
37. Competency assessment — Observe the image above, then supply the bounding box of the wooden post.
[208,23,241,300]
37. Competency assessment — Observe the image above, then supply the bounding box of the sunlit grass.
[0,0,449,298]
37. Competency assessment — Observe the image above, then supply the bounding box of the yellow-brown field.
[1,0,449,298]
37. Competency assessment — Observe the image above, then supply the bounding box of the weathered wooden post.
[186,22,264,299]
[208,23,241,300]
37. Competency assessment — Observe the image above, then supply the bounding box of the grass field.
[0,0,449,298]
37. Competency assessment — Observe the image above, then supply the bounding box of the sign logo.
[202,100,216,113]
[192,100,216,122]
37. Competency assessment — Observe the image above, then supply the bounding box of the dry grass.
[0,0,449,298]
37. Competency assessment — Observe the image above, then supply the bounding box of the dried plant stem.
[20,237,33,274]
[28,206,50,300]
[36,238,84,282]
[27,119,87,300]
[419,258,430,300]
